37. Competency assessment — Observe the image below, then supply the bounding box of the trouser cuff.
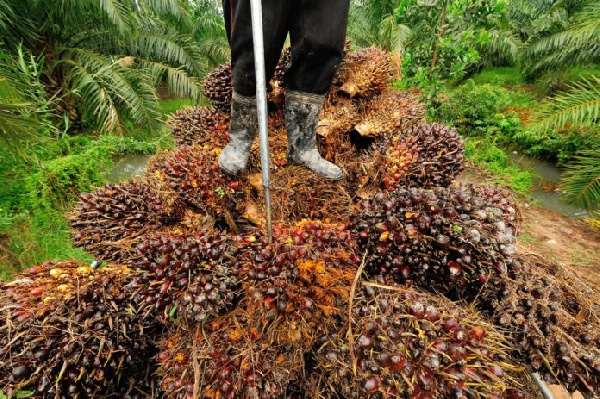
[286,90,325,106]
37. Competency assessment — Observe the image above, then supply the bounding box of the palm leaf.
[535,75,600,131]
[98,0,134,35]
[526,2,600,74]
[561,149,600,209]
[60,48,161,132]
[137,59,203,100]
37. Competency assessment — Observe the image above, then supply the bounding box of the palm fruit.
[248,109,288,171]
[393,123,464,188]
[0,261,158,398]
[235,220,360,323]
[349,184,519,299]
[204,62,232,112]
[148,146,245,220]
[204,49,294,113]
[131,231,240,322]
[167,106,230,147]
[68,179,183,263]
[253,166,355,224]
[355,91,425,138]
[313,281,526,399]
[483,256,600,396]
[333,47,395,98]
[269,46,292,105]
[317,93,361,139]
[157,305,310,399]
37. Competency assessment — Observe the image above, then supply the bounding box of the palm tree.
[0,0,220,134]
[524,1,598,76]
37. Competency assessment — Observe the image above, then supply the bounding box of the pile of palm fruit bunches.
[1,46,599,399]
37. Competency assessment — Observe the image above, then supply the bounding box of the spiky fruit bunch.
[167,106,230,147]
[379,139,420,191]
[149,146,245,219]
[69,179,182,262]
[355,91,425,138]
[204,62,232,112]
[157,306,310,399]
[0,261,158,398]
[483,257,600,396]
[317,93,361,139]
[255,166,355,224]
[269,47,292,105]
[132,231,240,322]
[334,47,395,98]
[235,221,360,321]
[248,109,289,171]
[350,185,519,299]
[396,123,464,188]
[314,281,525,399]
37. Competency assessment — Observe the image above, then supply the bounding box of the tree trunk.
[430,0,450,74]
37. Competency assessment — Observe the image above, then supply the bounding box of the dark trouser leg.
[222,0,291,97]
[286,0,350,94]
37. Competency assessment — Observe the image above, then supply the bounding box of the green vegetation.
[464,138,534,194]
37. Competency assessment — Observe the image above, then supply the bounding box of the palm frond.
[526,2,600,74]
[60,48,160,132]
[535,75,600,131]
[132,30,206,76]
[99,0,134,35]
[561,149,600,209]
[137,59,203,100]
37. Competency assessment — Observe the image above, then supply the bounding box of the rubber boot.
[285,90,344,180]
[218,91,257,176]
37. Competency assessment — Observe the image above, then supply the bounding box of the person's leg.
[283,0,350,180]
[223,0,291,96]
[286,0,350,95]
[219,0,291,176]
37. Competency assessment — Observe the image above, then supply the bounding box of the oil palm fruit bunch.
[157,305,310,399]
[0,261,158,398]
[333,47,395,98]
[204,62,232,112]
[317,93,361,139]
[69,179,183,263]
[313,281,525,399]
[395,123,464,189]
[349,184,519,299]
[149,146,245,219]
[132,231,240,322]
[248,109,289,171]
[263,166,355,223]
[269,47,292,105]
[168,106,230,147]
[483,257,600,396]
[380,138,421,192]
[235,221,360,322]
[355,91,425,138]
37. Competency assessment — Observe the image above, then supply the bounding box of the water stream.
[108,155,153,183]
[509,151,595,219]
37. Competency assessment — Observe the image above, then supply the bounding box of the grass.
[470,67,526,87]
[159,98,196,116]
[563,65,600,84]
[464,137,534,194]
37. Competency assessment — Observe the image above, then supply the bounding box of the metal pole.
[531,373,555,399]
[249,0,273,243]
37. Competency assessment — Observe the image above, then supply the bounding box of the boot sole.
[218,158,242,177]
